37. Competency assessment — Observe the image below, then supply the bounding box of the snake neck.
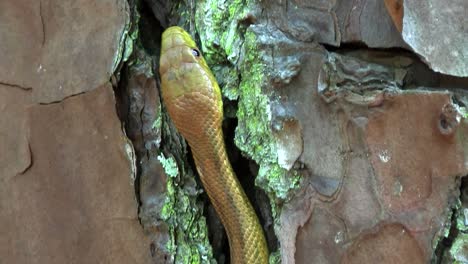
[191,132,268,264]
[166,92,269,264]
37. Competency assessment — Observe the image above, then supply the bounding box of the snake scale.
[159,26,269,264]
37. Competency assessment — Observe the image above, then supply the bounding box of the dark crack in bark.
[38,91,87,105]
[39,0,46,46]
[0,81,32,91]
[18,143,33,175]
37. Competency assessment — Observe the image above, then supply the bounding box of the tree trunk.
[1,0,467,263]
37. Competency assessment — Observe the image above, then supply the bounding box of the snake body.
[159,26,269,264]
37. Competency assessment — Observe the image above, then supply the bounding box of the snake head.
[160,26,206,75]
[159,26,223,137]
[159,26,221,103]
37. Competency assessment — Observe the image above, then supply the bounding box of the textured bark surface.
[2,0,468,263]
[191,0,468,263]
[400,0,468,77]
[0,1,151,263]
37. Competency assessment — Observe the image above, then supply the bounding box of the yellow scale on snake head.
[159,26,269,264]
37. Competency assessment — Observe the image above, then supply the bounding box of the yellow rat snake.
[159,26,269,264]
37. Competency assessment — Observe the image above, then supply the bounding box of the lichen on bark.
[195,0,301,206]
[194,1,303,261]
[195,0,253,100]
[120,1,216,263]
[157,138,215,264]
[236,29,301,203]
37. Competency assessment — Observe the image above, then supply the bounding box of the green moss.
[116,1,215,263]
[157,153,215,263]
[235,29,301,205]
[195,0,253,99]
[194,0,301,215]
[455,201,468,232]
[451,201,468,262]
[158,154,179,178]
[269,251,281,264]
[122,24,138,64]
[257,164,301,202]
[193,1,302,261]
[450,233,468,262]
[152,103,162,131]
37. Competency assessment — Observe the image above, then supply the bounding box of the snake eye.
[192,48,201,57]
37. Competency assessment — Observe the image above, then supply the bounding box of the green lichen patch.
[118,1,215,262]
[195,0,250,63]
[193,1,303,260]
[450,233,468,263]
[257,164,301,202]
[157,154,215,263]
[269,251,281,264]
[152,103,163,131]
[195,0,301,206]
[195,0,255,100]
[158,154,179,178]
[235,28,301,206]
